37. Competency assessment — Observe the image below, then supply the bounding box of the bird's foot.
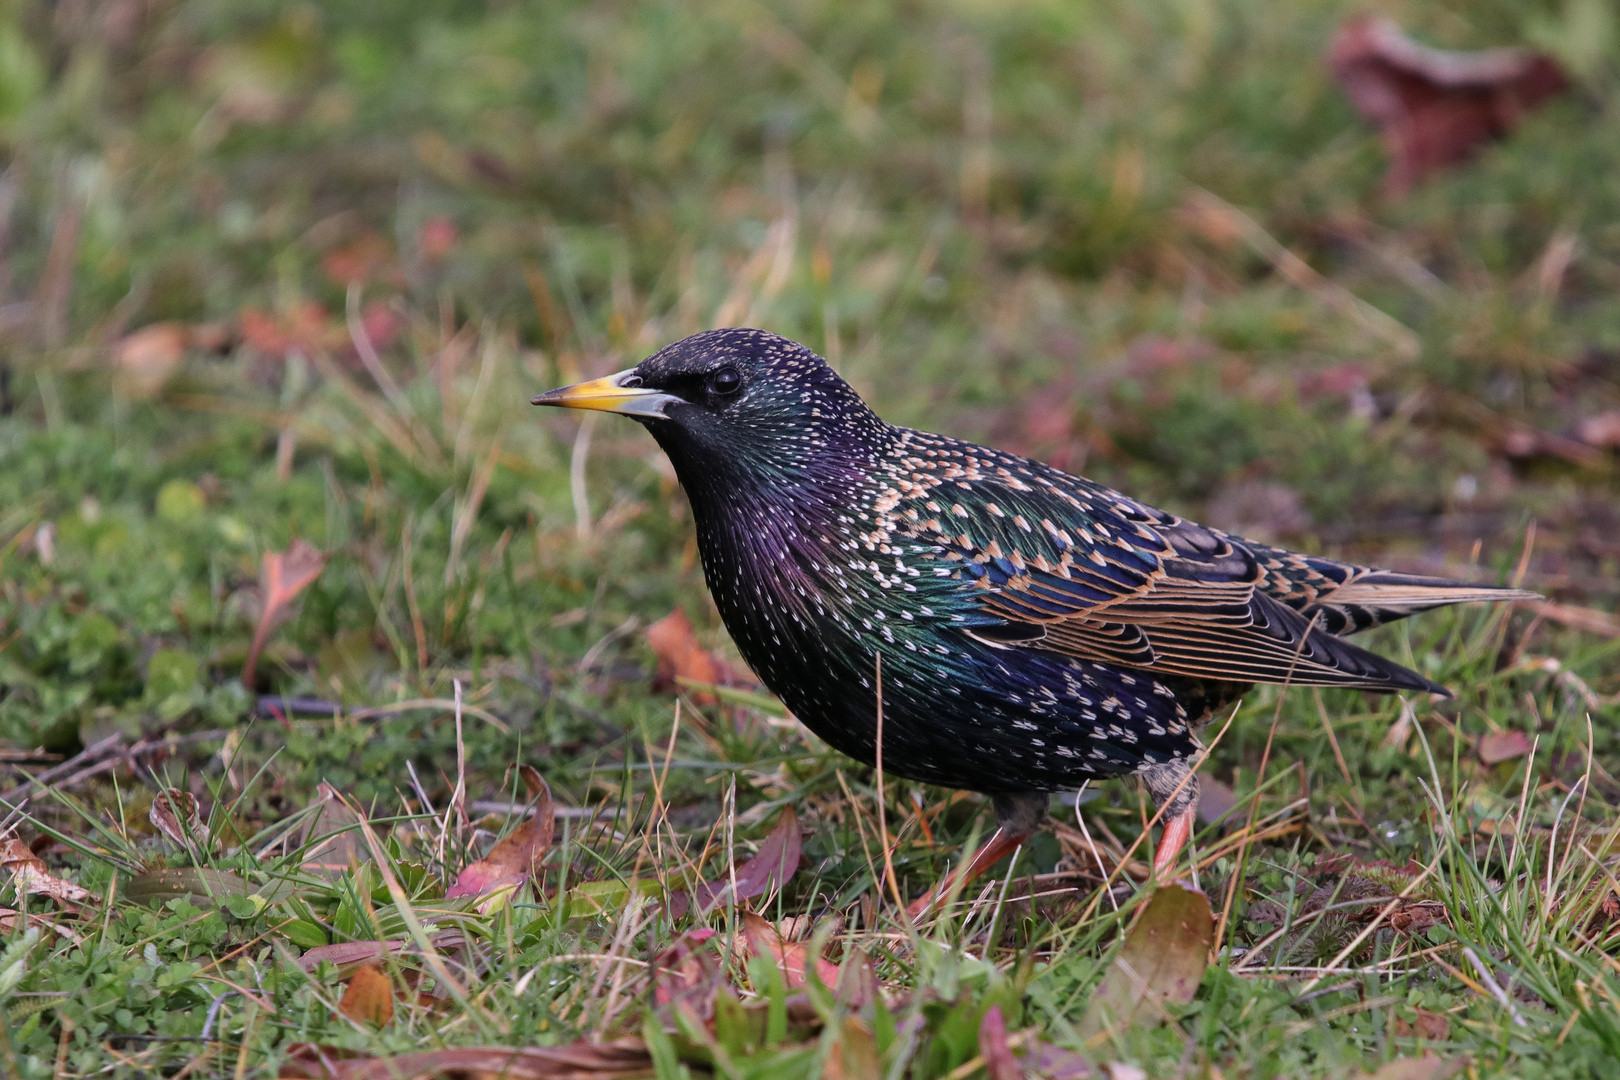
[904,825,1031,920]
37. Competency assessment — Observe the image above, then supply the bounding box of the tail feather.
[1309,572,1538,635]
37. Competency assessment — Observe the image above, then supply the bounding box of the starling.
[534,328,1534,903]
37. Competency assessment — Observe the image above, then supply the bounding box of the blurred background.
[1,0,1616,795]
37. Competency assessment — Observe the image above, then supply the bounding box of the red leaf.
[668,805,801,918]
[446,766,554,901]
[740,911,841,991]
[242,539,329,689]
[1329,16,1568,195]
[979,1005,1025,1080]
[645,609,752,704]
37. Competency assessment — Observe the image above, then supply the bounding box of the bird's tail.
[1309,572,1538,635]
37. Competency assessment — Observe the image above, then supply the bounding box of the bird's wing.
[882,437,1447,693]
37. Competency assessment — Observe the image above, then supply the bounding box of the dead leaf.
[1577,411,1620,449]
[1025,1042,1096,1079]
[278,1038,653,1080]
[0,838,93,905]
[113,322,189,399]
[300,782,363,877]
[1330,16,1569,195]
[979,1005,1024,1080]
[321,233,394,286]
[669,805,801,918]
[240,301,345,360]
[149,789,211,853]
[243,538,329,689]
[1353,1052,1464,1080]
[0,907,83,943]
[297,931,466,974]
[1393,1008,1451,1041]
[445,766,553,903]
[1477,729,1532,765]
[1197,778,1238,825]
[337,964,394,1026]
[822,1016,881,1080]
[646,609,751,705]
[740,911,840,991]
[1078,883,1212,1039]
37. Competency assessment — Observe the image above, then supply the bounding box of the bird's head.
[532,328,886,486]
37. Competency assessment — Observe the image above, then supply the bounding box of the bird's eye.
[709,366,742,397]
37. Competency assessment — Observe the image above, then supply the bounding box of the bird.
[533,328,1535,908]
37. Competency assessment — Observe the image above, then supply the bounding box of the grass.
[1,0,1619,1075]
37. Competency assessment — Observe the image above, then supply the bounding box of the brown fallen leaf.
[1353,1051,1463,1080]
[740,911,840,991]
[0,907,83,943]
[668,805,801,918]
[337,964,394,1026]
[646,608,751,705]
[243,538,329,689]
[979,1005,1024,1080]
[278,1038,653,1080]
[297,931,466,975]
[445,765,553,902]
[1024,1041,1096,1078]
[1329,16,1568,195]
[149,789,211,853]
[1477,729,1532,765]
[1393,1008,1451,1041]
[113,322,190,399]
[300,782,364,877]
[0,838,93,905]
[1078,883,1212,1039]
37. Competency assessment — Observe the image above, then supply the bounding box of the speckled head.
[532,328,890,489]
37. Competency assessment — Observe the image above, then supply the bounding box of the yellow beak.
[529,368,682,419]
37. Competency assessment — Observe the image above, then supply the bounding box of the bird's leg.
[1142,759,1199,882]
[906,792,1048,919]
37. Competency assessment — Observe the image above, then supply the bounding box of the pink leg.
[906,825,1033,920]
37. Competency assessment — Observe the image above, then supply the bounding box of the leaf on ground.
[0,907,83,943]
[740,911,840,991]
[300,781,363,877]
[646,608,752,705]
[1354,1052,1463,1080]
[1025,1042,1096,1078]
[149,788,210,852]
[243,538,329,688]
[669,805,801,918]
[1393,1009,1451,1041]
[1477,729,1532,765]
[446,765,553,902]
[297,931,465,974]
[123,866,253,907]
[279,1038,653,1079]
[1078,883,1212,1039]
[978,1005,1024,1080]
[112,322,190,399]
[0,838,93,905]
[336,963,395,1026]
[822,1016,881,1080]
[1329,15,1568,195]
